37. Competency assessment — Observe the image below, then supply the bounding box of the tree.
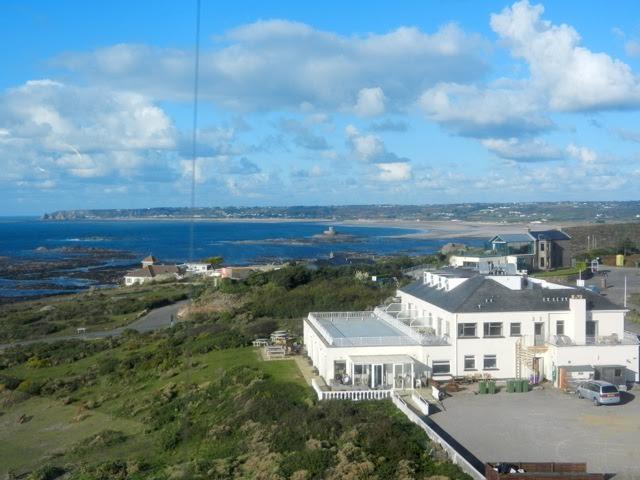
[202,256,224,268]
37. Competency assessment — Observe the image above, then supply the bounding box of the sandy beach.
[335,219,587,239]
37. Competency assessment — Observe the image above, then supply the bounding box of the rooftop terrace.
[307,307,449,347]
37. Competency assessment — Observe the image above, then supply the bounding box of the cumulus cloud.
[566,143,597,165]
[53,20,488,110]
[375,162,412,182]
[353,87,386,117]
[419,82,551,138]
[481,138,563,162]
[490,0,640,111]
[345,125,410,164]
[0,80,176,183]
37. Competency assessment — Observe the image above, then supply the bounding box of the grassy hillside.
[0,260,469,479]
[0,282,192,343]
[565,222,640,257]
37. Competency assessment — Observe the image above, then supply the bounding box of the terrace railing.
[312,378,392,401]
[374,306,450,346]
[523,331,639,348]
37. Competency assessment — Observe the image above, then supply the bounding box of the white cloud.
[345,125,410,165]
[419,82,550,138]
[375,162,412,182]
[490,0,640,111]
[353,87,386,117]
[481,138,563,162]
[53,20,488,111]
[566,143,598,165]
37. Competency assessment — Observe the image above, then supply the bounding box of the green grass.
[531,266,587,278]
[0,391,146,477]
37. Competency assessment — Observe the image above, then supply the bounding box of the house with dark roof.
[450,228,571,272]
[124,256,183,286]
[303,267,638,400]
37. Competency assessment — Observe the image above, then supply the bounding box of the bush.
[17,378,43,395]
[0,373,22,390]
[26,465,65,480]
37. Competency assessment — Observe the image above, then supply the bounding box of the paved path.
[0,300,190,351]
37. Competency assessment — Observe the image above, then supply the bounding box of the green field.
[0,262,470,479]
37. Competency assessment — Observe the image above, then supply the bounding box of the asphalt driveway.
[430,386,640,479]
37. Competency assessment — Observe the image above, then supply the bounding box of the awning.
[349,354,415,364]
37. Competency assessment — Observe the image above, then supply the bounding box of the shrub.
[17,378,43,395]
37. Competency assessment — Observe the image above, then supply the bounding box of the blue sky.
[2,0,640,215]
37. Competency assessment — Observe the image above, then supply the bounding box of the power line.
[189,0,201,263]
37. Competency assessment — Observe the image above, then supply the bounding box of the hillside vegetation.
[0,258,468,479]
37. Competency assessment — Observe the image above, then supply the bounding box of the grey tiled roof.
[399,276,623,313]
[530,229,571,241]
[490,233,535,243]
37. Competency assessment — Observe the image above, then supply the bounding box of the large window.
[432,360,450,375]
[483,322,503,337]
[464,355,476,371]
[556,320,565,335]
[457,323,477,338]
[483,355,497,370]
[510,322,521,336]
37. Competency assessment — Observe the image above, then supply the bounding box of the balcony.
[526,331,640,347]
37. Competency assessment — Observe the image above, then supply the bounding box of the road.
[0,300,190,351]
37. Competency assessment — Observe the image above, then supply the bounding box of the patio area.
[330,354,420,390]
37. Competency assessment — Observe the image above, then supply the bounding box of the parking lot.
[430,386,640,479]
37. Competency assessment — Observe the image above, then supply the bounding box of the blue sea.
[0,217,482,297]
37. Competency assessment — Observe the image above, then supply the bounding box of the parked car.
[584,285,600,294]
[576,380,620,406]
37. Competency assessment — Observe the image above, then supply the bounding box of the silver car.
[576,380,621,406]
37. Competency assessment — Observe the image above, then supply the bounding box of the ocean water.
[0,217,482,297]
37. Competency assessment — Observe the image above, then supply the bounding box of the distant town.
[42,200,640,223]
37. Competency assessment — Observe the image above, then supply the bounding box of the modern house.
[449,229,571,272]
[124,256,183,286]
[303,267,638,397]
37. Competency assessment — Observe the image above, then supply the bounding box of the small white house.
[304,267,639,398]
[184,262,214,275]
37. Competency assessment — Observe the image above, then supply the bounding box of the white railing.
[411,392,431,416]
[312,378,392,401]
[375,307,449,346]
[306,313,341,345]
[332,335,420,347]
[392,393,484,480]
[545,331,640,347]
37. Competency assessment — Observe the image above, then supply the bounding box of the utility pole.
[624,276,627,308]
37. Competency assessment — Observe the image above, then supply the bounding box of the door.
[534,323,545,345]
[586,321,597,343]
[373,364,383,388]
[533,357,544,382]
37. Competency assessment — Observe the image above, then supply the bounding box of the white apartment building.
[303,268,638,396]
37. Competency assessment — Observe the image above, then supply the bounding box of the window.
[457,323,477,338]
[540,243,545,251]
[556,320,565,335]
[510,322,521,336]
[483,355,497,370]
[464,355,476,371]
[483,322,503,337]
[432,360,450,375]
[540,257,545,267]
[428,312,433,326]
